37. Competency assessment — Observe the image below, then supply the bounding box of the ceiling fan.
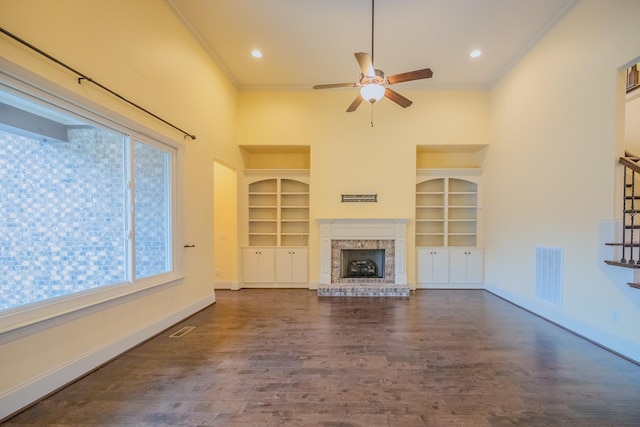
[313,0,433,113]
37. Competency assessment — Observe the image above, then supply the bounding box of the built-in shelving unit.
[280,179,310,247]
[415,169,483,288]
[248,178,278,247]
[416,170,480,247]
[415,178,445,247]
[246,171,309,247]
[447,178,478,247]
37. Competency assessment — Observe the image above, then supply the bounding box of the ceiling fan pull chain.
[371,103,374,127]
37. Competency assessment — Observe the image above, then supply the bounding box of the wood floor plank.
[5,289,640,426]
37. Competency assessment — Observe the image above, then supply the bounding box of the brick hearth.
[317,283,410,297]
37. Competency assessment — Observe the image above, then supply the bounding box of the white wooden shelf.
[246,172,309,247]
[416,170,480,247]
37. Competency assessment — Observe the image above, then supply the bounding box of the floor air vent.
[535,247,563,306]
[169,326,195,338]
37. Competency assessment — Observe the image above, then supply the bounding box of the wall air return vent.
[535,247,563,307]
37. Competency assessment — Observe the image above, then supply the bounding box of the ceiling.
[166,0,577,91]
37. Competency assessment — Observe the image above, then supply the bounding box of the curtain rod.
[0,27,196,140]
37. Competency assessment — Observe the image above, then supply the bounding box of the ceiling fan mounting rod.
[370,0,375,66]
[311,0,433,114]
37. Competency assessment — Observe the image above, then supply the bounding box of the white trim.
[163,0,239,89]
[417,283,484,290]
[214,281,246,290]
[240,283,309,289]
[485,284,640,364]
[416,168,482,178]
[0,57,185,334]
[626,86,640,102]
[0,294,215,421]
[244,169,310,179]
[0,277,184,345]
[487,0,580,88]
[317,218,409,285]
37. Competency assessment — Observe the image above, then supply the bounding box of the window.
[0,63,181,329]
[134,140,172,279]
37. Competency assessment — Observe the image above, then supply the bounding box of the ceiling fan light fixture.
[360,83,385,103]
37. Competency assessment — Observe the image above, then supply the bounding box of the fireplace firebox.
[341,249,385,278]
[330,239,395,284]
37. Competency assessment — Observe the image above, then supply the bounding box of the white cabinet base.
[276,248,308,284]
[416,247,483,289]
[242,248,275,284]
[242,247,308,288]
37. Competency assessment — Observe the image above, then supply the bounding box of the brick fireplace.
[317,219,410,296]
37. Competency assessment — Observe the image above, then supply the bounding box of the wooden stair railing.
[605,151,640,288]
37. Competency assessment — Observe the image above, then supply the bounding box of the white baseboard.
[485,284,640,364]
[240,283,309,289]
[0,294,215,421]
[415,283,484,290]
[214,280,237,290]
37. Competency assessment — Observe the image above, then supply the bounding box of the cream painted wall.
[4,0,640,418]
[237,89,490,284]
[627,92,640,152]
[242,151,311,169]
[0,0,241,417]
[485,0,640,358]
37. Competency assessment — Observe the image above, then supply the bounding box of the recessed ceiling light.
[470,49,482,58]
[251,50,263,58]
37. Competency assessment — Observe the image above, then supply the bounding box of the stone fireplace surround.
[317,219,410,297]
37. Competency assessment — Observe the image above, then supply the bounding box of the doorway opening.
[213,160,238,289]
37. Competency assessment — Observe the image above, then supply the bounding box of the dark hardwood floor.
[5,289,640,426]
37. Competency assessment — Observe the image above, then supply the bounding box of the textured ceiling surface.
[167,0,577,90]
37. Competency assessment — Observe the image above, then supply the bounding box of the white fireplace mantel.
[317,218,409,285]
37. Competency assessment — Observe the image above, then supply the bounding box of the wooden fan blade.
[313,83,358,89]
[354,52,375,77]
[387,68,433,85]
[384,88,413,108]
[347,95,364,112]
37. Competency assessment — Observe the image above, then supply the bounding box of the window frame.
[131,135,178,281]
[0,59,184,336]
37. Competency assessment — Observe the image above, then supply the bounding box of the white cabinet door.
[290,248,308,283]
[243,248,275,283]
[465,249,483,284]
[276,248,308,283]
[417,248,449,284]
[449,249,468,283]
[449,248,483,284]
